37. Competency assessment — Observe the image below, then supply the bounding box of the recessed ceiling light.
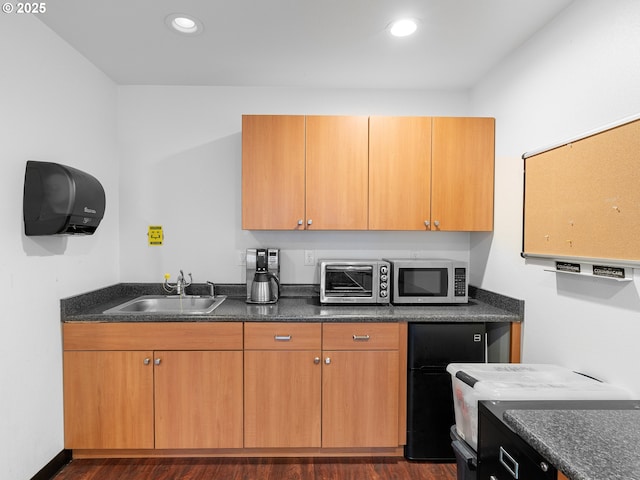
[389,18,418,37]
[165,13,203,35]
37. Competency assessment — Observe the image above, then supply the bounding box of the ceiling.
[38,0,574,89]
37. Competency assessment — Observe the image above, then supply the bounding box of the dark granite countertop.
[61,283,523,323]
[500,402,640,480]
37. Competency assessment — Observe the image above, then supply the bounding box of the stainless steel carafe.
[246,248,280,304]
[250,271,280,303]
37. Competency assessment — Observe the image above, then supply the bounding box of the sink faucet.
[163,270,192,295]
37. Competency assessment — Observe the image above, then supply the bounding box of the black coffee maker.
[246,248,280,304]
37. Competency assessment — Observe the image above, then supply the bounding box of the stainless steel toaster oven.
[319,260,390,305]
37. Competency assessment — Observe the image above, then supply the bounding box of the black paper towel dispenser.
[23,161,106,236]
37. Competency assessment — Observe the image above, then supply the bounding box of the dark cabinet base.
[478,402,556,480]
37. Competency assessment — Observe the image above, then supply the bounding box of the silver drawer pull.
[499,446,520,479]
[353,334,370,341]
[274,335,292,341]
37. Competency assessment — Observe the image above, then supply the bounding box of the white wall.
[470,0,640,394]
[117,87,473,285]
[0,15,119,480]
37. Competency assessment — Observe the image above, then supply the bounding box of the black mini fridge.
[405,323,486,461]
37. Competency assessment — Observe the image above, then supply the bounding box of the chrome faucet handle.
[177,270,192,285]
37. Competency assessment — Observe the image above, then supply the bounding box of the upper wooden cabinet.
[306,116,369,230]
[369,116,432,230]
[369,116,495,231]
[241,115,369,230]
[242,115,305,230]
[431,117,495,231]
[241,114,495,231]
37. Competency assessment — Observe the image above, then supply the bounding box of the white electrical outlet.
[236,250,247,266]
[304,250,316,266]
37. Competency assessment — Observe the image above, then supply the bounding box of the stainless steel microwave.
[319,260,390,304]
[384,259,469,304]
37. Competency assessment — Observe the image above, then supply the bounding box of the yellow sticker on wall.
[148,226,163,246]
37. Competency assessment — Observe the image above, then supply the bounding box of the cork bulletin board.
[522,115,640,264]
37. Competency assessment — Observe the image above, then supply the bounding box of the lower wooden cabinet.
[244,322,323,448]
[63,321,403,454]
[322,350,399,448]
[154,350,243,449]
[63,323,243,450]
[244,350,322,448]
[63,350,155,449]
[322,323,400,448]
[243,322,401,449]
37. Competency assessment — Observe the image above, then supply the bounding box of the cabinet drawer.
[244,322,322,350]
[323,323,399,350]
[63,322,243,350]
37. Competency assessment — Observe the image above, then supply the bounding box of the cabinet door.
[305,116,369,230]
[63,351,154,449]
[369,116,432,230]
[431,117,495,231]
[322,350,399,448]
[242,115,305,230]
[244,350,322,448]
[154,350,243,449]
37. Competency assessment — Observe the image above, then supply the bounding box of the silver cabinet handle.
[154,358,161,366]
[298,219,303,226]
[274,335,292,341]
[424,220,430,228]
[324,357,331,365]
[307,219,313,225]
[540,461,549,472]
[143,358,151,365]
[434,220,440,227]
[314,357,320,364]
[353,335,370,341]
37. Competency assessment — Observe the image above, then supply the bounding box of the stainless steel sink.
[103,295,227,315]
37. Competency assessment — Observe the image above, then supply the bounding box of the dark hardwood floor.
[53,457,457,480]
